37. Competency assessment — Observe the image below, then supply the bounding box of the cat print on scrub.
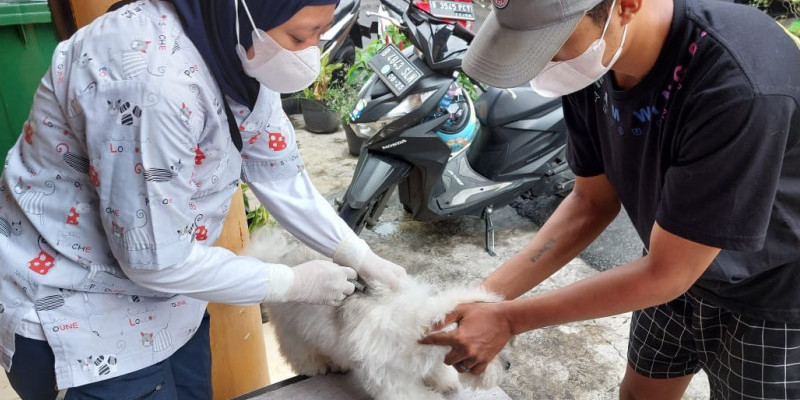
[35,294,66,312]
[56,143,90,174]
[76,254,127,284]
[120,39,156,79]
[75,53,92,70]
[0,216,23,240]
[107,99,142,126]
[139,310,173,361]
[178,102,193,126]
[77,354,119,377]
[141,328,172,358]
[111,209,157,251]
[119,1,143,19]
[135,160,183,183]
[15,178,56,224]
[67,82,98,119]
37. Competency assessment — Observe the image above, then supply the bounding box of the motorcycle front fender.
[343,151,412,209]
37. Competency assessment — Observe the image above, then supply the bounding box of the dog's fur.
[246,229,510,400]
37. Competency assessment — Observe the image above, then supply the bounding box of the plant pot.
[300,98,340,134]
[343,122,364,156]
[281,94,302,115]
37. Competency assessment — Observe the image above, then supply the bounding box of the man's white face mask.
[530,0,628,97]
[234,0,320,94]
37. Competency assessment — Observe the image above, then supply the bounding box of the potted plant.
[301,54,345,133]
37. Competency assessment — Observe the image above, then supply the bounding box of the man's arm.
[503,222,721,334]
[483,173,622,299]
[422,222,720,375]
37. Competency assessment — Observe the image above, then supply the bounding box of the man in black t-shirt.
[420,0,800,398]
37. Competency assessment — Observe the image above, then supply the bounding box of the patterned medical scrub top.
[0,0,351,389]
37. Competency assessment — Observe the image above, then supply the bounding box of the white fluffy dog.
[245,229,510,400]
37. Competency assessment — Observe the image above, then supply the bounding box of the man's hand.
[419,302,513,375]
[333,234,407,290]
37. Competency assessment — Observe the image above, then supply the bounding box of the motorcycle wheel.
[338,186,394,234]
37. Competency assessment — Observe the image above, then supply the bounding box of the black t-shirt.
[564,0,800,322]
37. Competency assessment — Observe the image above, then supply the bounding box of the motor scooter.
[338,0,573,255]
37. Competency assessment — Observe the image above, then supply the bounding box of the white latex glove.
[332,235,407,290]
[282,260,357,306]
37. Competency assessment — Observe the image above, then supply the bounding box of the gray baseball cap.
[463,0,604,88]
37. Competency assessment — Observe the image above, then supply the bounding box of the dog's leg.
[423,363,460,394]
[284,347,338,376]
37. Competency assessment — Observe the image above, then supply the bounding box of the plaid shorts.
[628,291,800,399]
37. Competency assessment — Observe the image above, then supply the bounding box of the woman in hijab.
[0,0,406,398]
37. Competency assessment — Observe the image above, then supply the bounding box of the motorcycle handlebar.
[451,19,475,43]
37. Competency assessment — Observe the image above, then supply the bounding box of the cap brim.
[463,13,582,88]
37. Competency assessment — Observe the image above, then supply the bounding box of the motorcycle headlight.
[350,90,436,139]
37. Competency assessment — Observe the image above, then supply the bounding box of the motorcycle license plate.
[428,0,475,21]
[368,44,423,96]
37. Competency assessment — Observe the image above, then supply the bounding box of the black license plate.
[428,0,475,21]
[368,44,423,96]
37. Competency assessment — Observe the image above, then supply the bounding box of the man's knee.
[619,365,693,400]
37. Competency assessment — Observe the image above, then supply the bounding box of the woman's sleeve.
[80,80,292,304]
[238,95,354,257]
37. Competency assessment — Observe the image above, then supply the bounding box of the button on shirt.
[0,0,352,389]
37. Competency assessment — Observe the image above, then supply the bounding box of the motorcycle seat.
[475,85,561,128]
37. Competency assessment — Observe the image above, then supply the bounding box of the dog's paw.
[292,360,333,377]
[326,362,351,374]
[424,364,460,393]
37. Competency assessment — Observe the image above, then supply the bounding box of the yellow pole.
[68,0,115,28]
[208,187,270,399]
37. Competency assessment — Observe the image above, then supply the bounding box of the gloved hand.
[333,235,407,290]
[283,260,357,306]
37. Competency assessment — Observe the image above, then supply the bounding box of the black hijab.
[169,0,338,108]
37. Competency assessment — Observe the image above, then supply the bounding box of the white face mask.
[234,0,320,94]
[530,0,628,98]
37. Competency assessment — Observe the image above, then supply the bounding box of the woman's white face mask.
[530,0,628,98]
[234,0,320,93]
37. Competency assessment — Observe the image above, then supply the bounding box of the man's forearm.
[501,257,683,334]
[500,223,721,334]
[483,189,619,300]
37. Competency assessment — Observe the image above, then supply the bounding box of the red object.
[195,226,208,241]
[268,132,287,151]
[29,251,56,275]
[23,121,34,145]
[89,166,100,187]
[194,145,206,165]
[66,207,80,225]
[413,0,474,31]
